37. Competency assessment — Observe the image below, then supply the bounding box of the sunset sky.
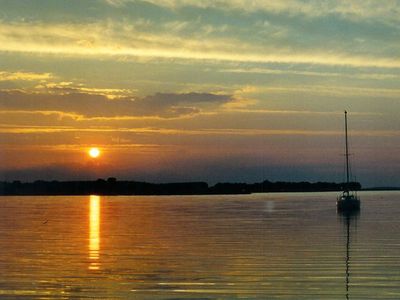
[0,0,399,186]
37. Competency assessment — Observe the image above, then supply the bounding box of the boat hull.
[337,196,360,211]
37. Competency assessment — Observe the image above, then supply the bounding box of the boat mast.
[345,111,350,194]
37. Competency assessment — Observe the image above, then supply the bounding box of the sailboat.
[337,111,360,211]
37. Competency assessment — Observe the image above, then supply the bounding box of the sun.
[88,147,101,158]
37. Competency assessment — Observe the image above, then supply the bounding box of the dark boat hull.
[337,196,360,211]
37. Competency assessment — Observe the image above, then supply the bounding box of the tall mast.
[345,111,350,191]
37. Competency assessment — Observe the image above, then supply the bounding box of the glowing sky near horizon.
[0,0,399,186]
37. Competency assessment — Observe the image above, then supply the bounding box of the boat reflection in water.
[89,195,101,270]
[338,209,359,300]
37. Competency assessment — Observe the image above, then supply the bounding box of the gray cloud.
[0,90,233,118]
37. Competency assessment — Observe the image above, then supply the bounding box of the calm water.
[0,191,399,299]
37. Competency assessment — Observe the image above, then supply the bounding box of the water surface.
[0,191,399,299]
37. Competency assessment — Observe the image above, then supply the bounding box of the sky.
[0,0,399,187]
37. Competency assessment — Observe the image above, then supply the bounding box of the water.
[0,191,399,299]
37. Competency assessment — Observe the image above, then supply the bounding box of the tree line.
[0,178,362,195]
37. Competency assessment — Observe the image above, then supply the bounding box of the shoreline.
[0,179,373,196]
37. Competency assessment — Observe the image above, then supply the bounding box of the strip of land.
[0,179,362,195]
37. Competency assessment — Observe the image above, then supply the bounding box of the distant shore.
[0,178,365,196]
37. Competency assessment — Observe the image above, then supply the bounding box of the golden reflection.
[89,195,101,270]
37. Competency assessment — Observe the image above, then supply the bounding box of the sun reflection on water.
[89,195,100,270]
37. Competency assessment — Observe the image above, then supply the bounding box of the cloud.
[35,81,134,99]
[236,84,400,99]
[109,0,400,24]
[0,71,52,81]
[0,21,399,69]
[219,68,400,81]
[0,89,234,118]
[1,123,398,138]
[104,0,126,6]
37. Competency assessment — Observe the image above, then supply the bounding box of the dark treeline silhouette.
[211,180,361,194]
[0,178,361,196]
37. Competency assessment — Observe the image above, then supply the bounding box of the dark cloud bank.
[0,90,234,118]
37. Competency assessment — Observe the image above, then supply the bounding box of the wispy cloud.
[0,71,52,81]
[236,84,400,98]
[220,68,400,81]
[35,81,134,99]
[1,124,399,138]
[109,0,400,24]
[0,21,398,68]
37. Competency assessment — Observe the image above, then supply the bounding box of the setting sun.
[88,148,100,158]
